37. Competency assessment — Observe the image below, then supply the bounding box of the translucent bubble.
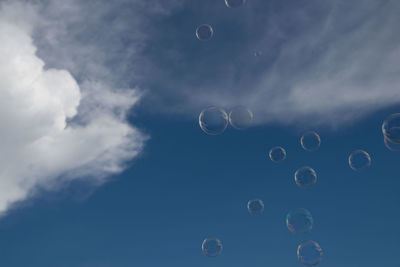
[348,150,371,171]
[229,106,253,130]
[202,237,223,257]
[196,24,213,41]
[269,146,286,163]
[384,136,400,151]
[247,198,264,215]
[286,208,314,234]
[225,0,246,8]
[382,113,400,144]
[254,51,262,57]
[300,131,321,152]
[297,240,323,266]
[295,167,317,188]
[199,107,228,135]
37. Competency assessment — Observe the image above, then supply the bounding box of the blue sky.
[0,0,400,266]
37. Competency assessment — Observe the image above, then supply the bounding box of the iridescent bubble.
[196,24,213,41]
[300,131,321,152]
[384,136,400,151]
[286,208,314,234]
[199,107,228,135]
[382,113,400,144]
[297,240,323,266]
[202,237,223,257]
[269,146,286,163]
[348,150,371,171]
[295,167,317,188]
[229,106,253,130]
[247,198,264,216]
[225,0,246,8]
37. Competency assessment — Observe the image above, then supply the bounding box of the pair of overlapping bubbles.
[382,113,400,151]
[199,106,253,135]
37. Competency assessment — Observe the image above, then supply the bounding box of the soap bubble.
[254,51,262,57]
[297,240,323,266]
[199,107,228,135]
[196,24,213,41]
[348,150,371,171]
[300,131,321,152]
[295,167,317,188]
[247,198,264,215]
[286,208,314,234]
[382,113,400,144]
[202,237,223,257]
[269,146,286,163]
[229,106,253,130]
[225,0,246,8]
[384,136,400,151]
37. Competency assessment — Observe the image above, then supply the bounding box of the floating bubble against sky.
[247,198,264,215]
[300,131,321,152]
[348,150,371,171]
[286,208,314,234]
[382,113,400,144]
[297,240,323,266]
[295,167,317,188]
[384,136,400,151]
[269,146,286,163]
[199,107,228,135]
[202,237,223,257]
[229,106,253,130]
[196,24,213,41]
[225,0,246,8]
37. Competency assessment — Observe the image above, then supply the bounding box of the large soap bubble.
[247,198,264,215]
[348,150,371,171]
[199,107,228,135]
[295,167,317,188]
[225,0,246,8]
[286,208,314,234]
[300,131,321,152]
[269,146,286,163]
[297,240,323,266]
[196,24,213,41]
[229,106,253,130]
[202,237,223,257]
[382,113,400,144]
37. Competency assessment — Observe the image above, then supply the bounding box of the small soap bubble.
[269,146,286,163]
[196,24,213,41]
[382,113,400,144]
[348,150,371,171]
[199,107,228,135]
[202,237,223,257]
[247,198,264,215]
[225,0,246,8]
[229,106,253,130]
[295,167,317,188]
[286,208,314,234]
[297,240,323,266]
[300,131,321,152]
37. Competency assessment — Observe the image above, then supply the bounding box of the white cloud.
[0,1,146,215]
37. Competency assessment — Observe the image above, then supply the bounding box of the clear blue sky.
[0,0,400,266]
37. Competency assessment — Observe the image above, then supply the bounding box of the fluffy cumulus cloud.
[0,1,147,215]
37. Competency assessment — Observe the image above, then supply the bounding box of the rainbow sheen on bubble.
[196,24,213,41]
[297,240,323,266]
[202,237,223,257]
[348,150,371,171]
[384,136,400,151]
[295,167,317,188]
[382,113,400,144]
[247,198,264,216]
[269,146,286,163]
[286,208,314,234]
[229,106,253,130]
[199,107,228,135]
[300,131,321,152]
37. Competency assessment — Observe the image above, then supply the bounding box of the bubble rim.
[300,131,321,152]
[294,166,317,189]
[202,237,223,258]
[286,208,314,234]
[196,24,214,41]
[297,240,323,266]
[224,0,246,8]
[348,149,371,172]
[247,198,265,216]
[198,106,228,135]
[228,106,253,130]
[269,146,287,163]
